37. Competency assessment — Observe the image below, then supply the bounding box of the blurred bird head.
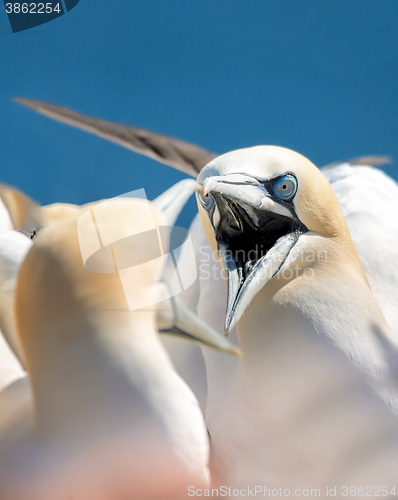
[15,184,239,368]
[196,145,362,334]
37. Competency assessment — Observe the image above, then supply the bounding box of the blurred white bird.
[0,175,213,415]
[0,184,238,500]
[0,174,216,411]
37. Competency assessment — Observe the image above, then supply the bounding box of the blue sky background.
[1,0,397,228]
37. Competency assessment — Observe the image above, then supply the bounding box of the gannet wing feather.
[321,155,392,170]
[15,98,216,177]
[153,178,196,226]
[322,162,398,334]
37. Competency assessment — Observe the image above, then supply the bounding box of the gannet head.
[16,197,239,368]
[196,145,354,334]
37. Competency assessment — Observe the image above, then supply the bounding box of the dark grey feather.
[15,98,217,177]
[322,155,392,170]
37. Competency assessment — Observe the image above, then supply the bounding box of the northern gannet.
[194,145,398,490]
[0,194,238,499]
[0,172,213,410]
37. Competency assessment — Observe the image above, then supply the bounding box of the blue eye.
[197,190,214,210]
[273,175,297,201]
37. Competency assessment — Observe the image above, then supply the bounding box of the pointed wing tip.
[349,155,393,167]
[14,97,42,111]
[14,97,31,105]
[322,155,393,170]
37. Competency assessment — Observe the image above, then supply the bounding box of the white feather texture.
[322,162,398,334]
[0,200,13,230]
[0,230,32,369]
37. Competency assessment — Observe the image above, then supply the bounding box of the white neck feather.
[199,233,398,487]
